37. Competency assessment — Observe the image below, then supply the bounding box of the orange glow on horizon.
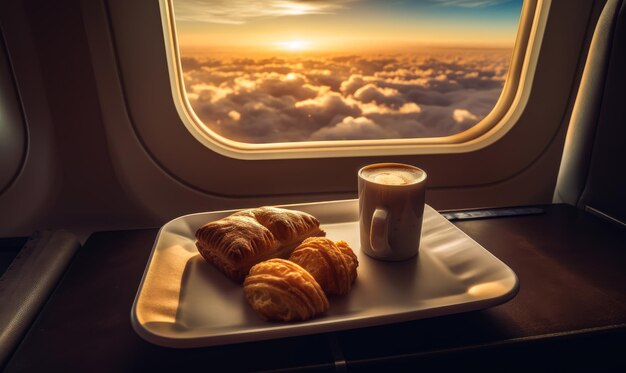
[177,31,515,58]
[276,40,310,52]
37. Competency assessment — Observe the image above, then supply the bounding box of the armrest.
[0,230,80,367]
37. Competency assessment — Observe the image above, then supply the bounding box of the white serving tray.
[131,200,518,348]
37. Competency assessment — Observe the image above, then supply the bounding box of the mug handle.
[370,208,391,255]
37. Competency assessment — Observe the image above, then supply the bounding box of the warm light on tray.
[131,200,518,348]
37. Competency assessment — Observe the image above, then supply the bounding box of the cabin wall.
[0,0,606,236]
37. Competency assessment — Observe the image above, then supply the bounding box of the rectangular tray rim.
[131,199,519,348]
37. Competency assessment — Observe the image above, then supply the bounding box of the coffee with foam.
[361,165,425,186]
[358,163,427,261]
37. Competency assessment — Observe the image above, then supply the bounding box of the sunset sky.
[172,0,524,143]
[173,0,524,56]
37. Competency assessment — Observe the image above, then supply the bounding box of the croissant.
[195,207,325,282]
[289,237,358,295]
[244,259,329,321]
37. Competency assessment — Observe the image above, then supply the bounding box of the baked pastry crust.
[289,237,358,295]
[195,207,325,282]
[244,259,329,321]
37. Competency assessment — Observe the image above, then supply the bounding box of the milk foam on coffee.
[361,165,425,185]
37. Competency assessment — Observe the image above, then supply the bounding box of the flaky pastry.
[195,207,325,282]
[243,259,329,321]
[289,237,358,295]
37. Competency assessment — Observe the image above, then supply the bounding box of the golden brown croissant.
[195,207,325,282]
[244,259,329,321]
[289,237,358,295]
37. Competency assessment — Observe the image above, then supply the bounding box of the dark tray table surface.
[5,204,626,372]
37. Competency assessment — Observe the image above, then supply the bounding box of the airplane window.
[164,0,528,155]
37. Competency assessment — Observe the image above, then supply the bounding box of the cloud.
[173,0,358,24]
[353,84,405,107]
[359,102,421,115]
[340,74,368,95]
[453,109,478,123]
[256,72,319,100]
[181,48,511,142]
[294,92,362,129]
[228,110,241,121]
[405,88,452,106]
[309,116,391,140]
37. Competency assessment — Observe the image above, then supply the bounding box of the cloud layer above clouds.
[181,49,511,143]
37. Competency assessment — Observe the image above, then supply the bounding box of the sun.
[285,40,305,51]
[277,40,309,52]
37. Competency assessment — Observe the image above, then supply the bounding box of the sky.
[173,0,524,56]
[172,0,524,143]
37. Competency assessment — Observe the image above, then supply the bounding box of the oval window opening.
[162,0,539,158]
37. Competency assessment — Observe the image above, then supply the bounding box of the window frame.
[85,0,598,211]
[160,0,547,160]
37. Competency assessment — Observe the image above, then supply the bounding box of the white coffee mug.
[358,163,427,261]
